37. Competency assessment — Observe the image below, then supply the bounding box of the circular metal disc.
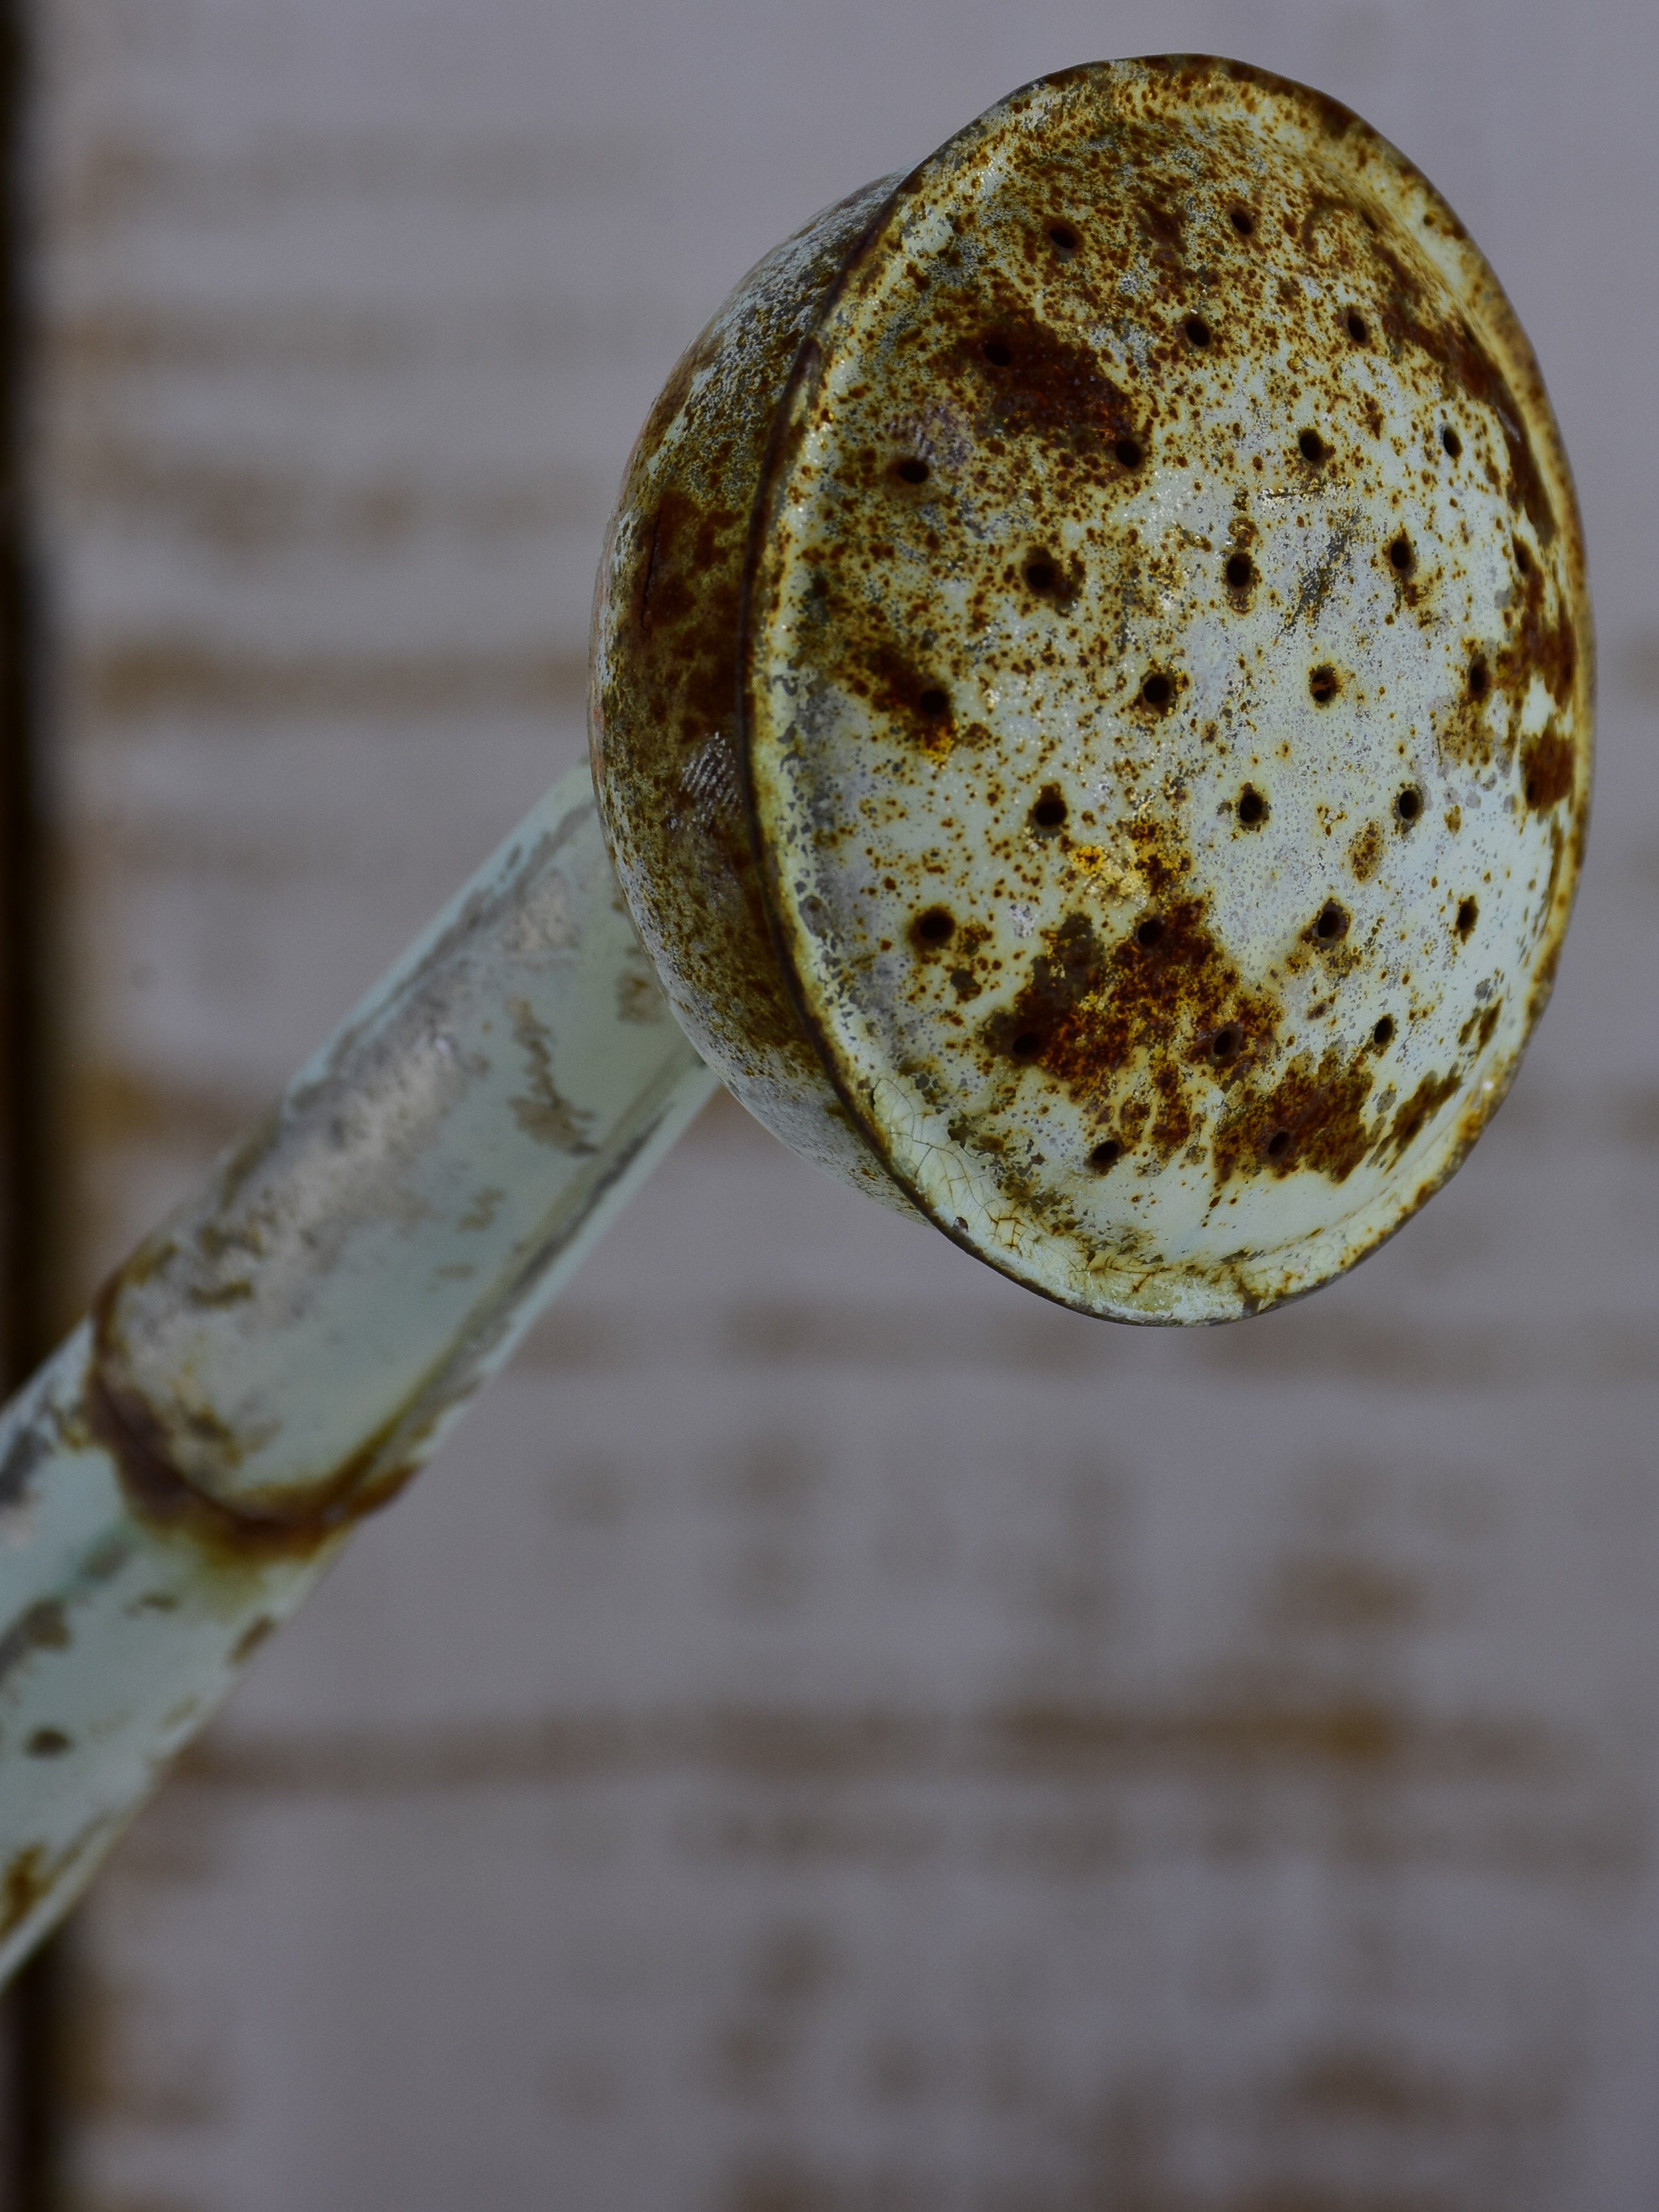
[744,57,1591,1323]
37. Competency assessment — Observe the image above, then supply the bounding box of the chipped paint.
[0,770,716,1980]
[595,56,1591,1322]
[94,768,710,1520]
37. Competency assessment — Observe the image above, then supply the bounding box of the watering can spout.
[0,56,1590,1978]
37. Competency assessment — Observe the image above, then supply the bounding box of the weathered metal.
[594,56,1591,1320]
[0,769,715,1978]
[0,56,1591,1982]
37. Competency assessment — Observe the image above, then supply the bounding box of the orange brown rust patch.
[229,1615,279,1666]
[964,298,1143,461]
[591,173,914,1216]
[1522,726,1574,812]
[1492,535,1579,793]
[1379,1069,1463,1165]
[1212,1049,1375,1188]
[1367,236,1558,546]
[1348,822,1383,881]
[0,1847,49,1942]
[982,867,1280,1169]
[1459,999,1503,1056]
[87,1276,413,1564]
[841,621,957,753]
[0,1598,72,1689]
[0,1816,122,1950]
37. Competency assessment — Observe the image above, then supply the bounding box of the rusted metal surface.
[594,56,1592,1321]
[0,767,715,1978]
[93,764,712,1520]
[590,169,915,1217]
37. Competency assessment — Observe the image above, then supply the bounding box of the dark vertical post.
[0,0,42,1394]
[0,0,70,2201]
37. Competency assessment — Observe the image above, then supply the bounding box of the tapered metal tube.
[0,765,716,1978]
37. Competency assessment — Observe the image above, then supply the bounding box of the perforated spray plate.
[744,58,1590,1322]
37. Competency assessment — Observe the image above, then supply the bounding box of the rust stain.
[964,293,1143,462]
[590,175,906,1213]
[0,1599,72,1689]
[1348,822,1383,882]
[80,1047,684,1543]
[505,997,597,1153]
[1509,539,1579,702]
[1379,1069,1462,1165]
[84,1277,417,1562]
[0,1847,49,1942]
[0,1814,125,1951]
[1522,726,1575,813]
[0,1427,52,1517]
[1367,234,1559,545]
[1212,1049,1375,1188]
[228,1616,278,1667]
[839,617,959,757]
[980,860,1280,1177]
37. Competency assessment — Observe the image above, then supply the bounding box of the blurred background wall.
[5,0,1657,2205]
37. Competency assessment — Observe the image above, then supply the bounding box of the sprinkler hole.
[1309,663,1339,705]
[1030,789,1068,832]
[1389,533,1416,575]
[1011,1030,1043,1060]
[1225,551,1254,590]
[1047,220,1081,255]
[1513,537,1533,575]
[1024,556,1057,592]
[1236,785,1267,827]
[917,688,950,718]
[1468,656,1489,701]
[1314,900,1349,942]
[1372,1015,1395,1047]
[1456,896,1478,938]
[982,337,1013,367]
[1345,310,1369,344]
[1230,206,1256,236]
[914,906,954,945]
[1442,425,1461,459]
[1299,428,1327,464]
[1140,670,1173,710]
[1267,1128,1292,1159]
[1395,785,1422,824]
[1184,314,1212,348]
[1114,434,1144,469]
[1211,1025,1242,1062]
[1089,1138,1123,1171]
[895,457,929,484]
[1135,916,1166,951]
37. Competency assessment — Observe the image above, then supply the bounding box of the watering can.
[0,56,1591,1976]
